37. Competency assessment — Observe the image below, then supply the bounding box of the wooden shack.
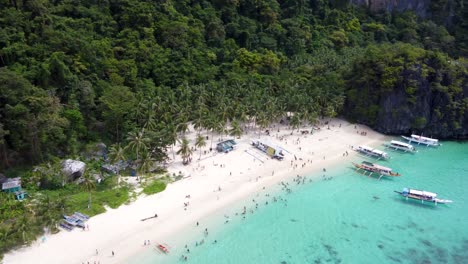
[0,177,27,200]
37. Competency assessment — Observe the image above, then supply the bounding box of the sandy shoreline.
[3,119,391,264]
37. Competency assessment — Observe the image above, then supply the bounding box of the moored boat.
[353,161,401,179]
[384,140,417,153]
[401,134,440,147]
[394,188,453,204]
[354,145,389,159]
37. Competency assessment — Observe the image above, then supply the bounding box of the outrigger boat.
[156,243,170,254]
[354,145,389,160]
[384,140,417,153]
[353,161,401,179]
[401,134,440,147]
[394,188,453,204]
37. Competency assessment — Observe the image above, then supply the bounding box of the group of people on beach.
[172,119,353,261]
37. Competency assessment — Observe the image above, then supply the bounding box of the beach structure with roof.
[251,140,285,160]
[216,139,237,153]
[0,176,27,200]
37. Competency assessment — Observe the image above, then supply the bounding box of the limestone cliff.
[343,45,468,139]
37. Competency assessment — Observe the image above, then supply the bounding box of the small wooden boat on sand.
[157,243,170,254]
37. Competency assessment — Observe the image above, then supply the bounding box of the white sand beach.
[3,119,390,264]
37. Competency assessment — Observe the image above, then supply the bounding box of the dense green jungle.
[0,0,467,258]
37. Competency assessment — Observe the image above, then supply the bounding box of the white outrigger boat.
[394,188,453,204]
[401,134,440,147]
[352,161,401,180]
[384,140,417,153]
[354,145,389,160]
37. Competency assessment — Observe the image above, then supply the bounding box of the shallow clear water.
[135,141,468,264]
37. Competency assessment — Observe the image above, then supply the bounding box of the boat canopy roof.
[408,188,437,198]
[372,163,392,171]
[411,135,438,143]
[361,161,392,171]
[372,149,386,155]
[359,145,372,151]
[390,140,413,148]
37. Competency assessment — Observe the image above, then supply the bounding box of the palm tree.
[139,151,155,175]
[290,113,302,133]
[177,137,193,165]
[55,196,68,215]
[229,120,243,138]
[126,129,149,161]
[163,123,179,160]
[16,216,29,244]
[81,172,96,209]
[195,134,206,160]
[108,143,126,163]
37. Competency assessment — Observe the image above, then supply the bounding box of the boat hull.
[384,143,417,153]
[353,163,400,178]
[401,136,440,147]
[394,190,452,205]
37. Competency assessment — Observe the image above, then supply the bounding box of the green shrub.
[142,180,167,195]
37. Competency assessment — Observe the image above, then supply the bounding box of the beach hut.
[251,140,285,160]
[0,177,27,200]
[216,140,237,153]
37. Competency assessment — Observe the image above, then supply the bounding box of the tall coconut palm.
[195,134,206,160]
[16,216,29,243]
[163,123,179,160]
[108,143,126,164]
[126,129,149,161]
[81,172,96,209]
[55,196,68,215]
[290,113,302,133]
[177,137,193,165]
[229,120,243,138]
[139,151,156,175]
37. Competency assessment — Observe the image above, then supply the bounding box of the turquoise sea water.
[135,141,468,264]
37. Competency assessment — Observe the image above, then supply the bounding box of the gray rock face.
[344,71,468,139]
[61,159,86,181]
[94,143,107,157]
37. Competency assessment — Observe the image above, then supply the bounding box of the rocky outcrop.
[350,0,431,17]
[61,159,86,181]
[369,84,467,139]
[343,45,468,139]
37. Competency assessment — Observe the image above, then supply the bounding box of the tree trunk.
[1,143,10,168]
[210,131,214,149]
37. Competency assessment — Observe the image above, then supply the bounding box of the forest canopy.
[0,0,467,169]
